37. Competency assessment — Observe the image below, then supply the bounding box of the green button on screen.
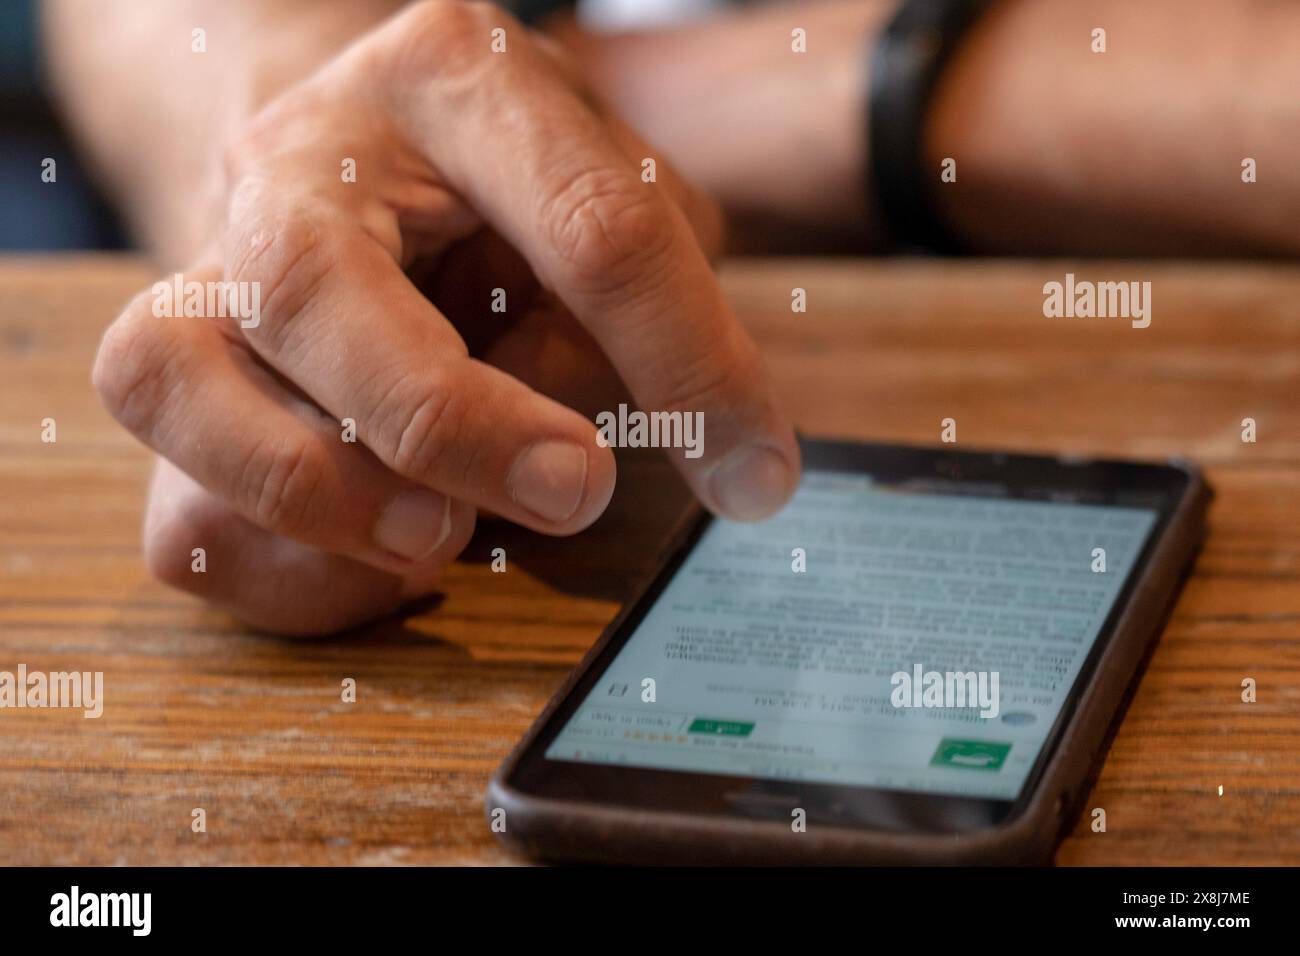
[688,718,755,737]
[930,738,1012,771]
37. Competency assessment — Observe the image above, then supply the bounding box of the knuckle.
[383,0,503,80]
[660,344,751,416]
[92,291,179,437]
[243,436,331,538]
[379,372,463,480]
[226,213,330,352]
[544,169,675,294]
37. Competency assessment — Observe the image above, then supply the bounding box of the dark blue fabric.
[0,0,130,250]
[0,0,41,93]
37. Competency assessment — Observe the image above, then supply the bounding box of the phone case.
[486,461,1211,865]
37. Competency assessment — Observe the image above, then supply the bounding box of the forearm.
[926,0,1300,256]
[563,0,1300,256]
[41,0,402,266]
[552,1,895,251]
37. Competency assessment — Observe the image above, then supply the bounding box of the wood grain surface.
[1,255,1297,865]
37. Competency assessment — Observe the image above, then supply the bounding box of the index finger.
[368,2,801,519]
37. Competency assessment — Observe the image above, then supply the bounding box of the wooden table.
[2,255,1297,865]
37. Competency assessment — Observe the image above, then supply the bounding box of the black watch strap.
[869,0,991,254]
[512,0,577,26]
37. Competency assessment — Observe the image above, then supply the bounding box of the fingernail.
[708,445,795,521]
[509,440,588,523]
[374,490,451,561]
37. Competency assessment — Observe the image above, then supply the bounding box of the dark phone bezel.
[505,439,1194,836]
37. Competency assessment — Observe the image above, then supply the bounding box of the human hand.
[91,1,800,634]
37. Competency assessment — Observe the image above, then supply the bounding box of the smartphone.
[487,438,1211,864]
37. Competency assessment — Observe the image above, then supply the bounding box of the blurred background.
[1,0,126,250]
[3,0,727,254]
[6,0,1299,258]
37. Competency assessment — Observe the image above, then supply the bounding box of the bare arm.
[42,0,404,266]
[555,0,1300,255]
[926,0,1300,256]
[550,0,891,251]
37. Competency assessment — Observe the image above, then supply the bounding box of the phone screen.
[545,469,1157,801]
